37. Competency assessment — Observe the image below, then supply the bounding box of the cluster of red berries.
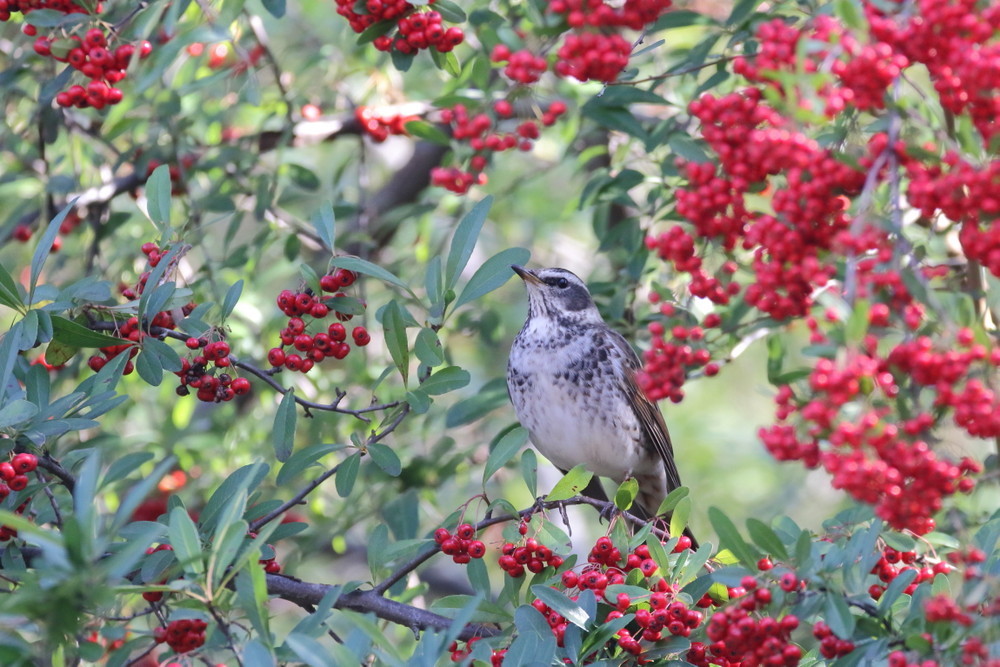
[0,453,37,501]
[865,0,1000,145]
[813,621,857,660]
[39,28,152,109]
[430,100,567,194]
[734,16,908,116]
[354,106,419,143]
[433,524,487,564]
[87,315,143,375]
[545,0,672,83]
[267,269,370,374]
[759,341,984,534]
[688,575,805,667]
[175,339,251,403]
[334,0,463,55]
[868,546,948,601]
[902,151,1000,278]
[637,319,718,403]
[497,535,564,576]
[153,618,207,654]
[490,45,548,84]
[924,594,973,627]
[448,638,505,665]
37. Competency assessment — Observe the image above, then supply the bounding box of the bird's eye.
[555,278,569,289]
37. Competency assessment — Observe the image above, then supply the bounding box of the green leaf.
[505,605,557,665]
[483,427,528,484]
[285,633,335,667]
[0,400,39,428]
[834,0,866,30]
[414,328,444,367]
[273,390,297,462]
[403,119,451,146]
[330,256,410,293]
[367,443,401,477]
[746,518,790,561]
[169,505,205,575]
[521,448,537,497]
[708,507,758,567]
[335,452,361,497]
[405,388,431,414]
[454,247,531,309]
[135,348,163,386]
[655,486,690,516]
[445,195,493,290]
[878,567,917,614]
[261,0,285,18]
[145,164,172,231]
[221,280,243,320]
[382,301,409,386]
[614,479,638,511]
[287,164,320,191]
[530,585,590,629]
[669,496,692,538]
[0,263,24,312]
[276,443,344,486]
[546,464,593,502]
[31,201,75,292]
[668,135,711,163]
[420,366,470,395]
[726,0,763,26]
[50,315,125,348]
[433,0,466,22]
[445,378,509,427]
[311,201,335,252]
[824,591,857,638]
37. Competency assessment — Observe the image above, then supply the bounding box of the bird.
[506,265,694,542]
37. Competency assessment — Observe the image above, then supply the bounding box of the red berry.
[267,348,286,367]
[231,377,251,395]
[11,454,37,474]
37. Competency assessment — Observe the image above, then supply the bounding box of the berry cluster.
[267,269,370,374]
[688,576,804,667]
[758,341,984,534]
[448,638,505,665]
[868,546,947,601]
[0,453,37,501]
[924,594,973,627]
[813,621,857,659]
[433,524,487,564]
[430,101,567,194]
[153,618,207,654]
[333,0,464,55]
[354,106,419,143]
[490,45,548,84]
[10,207,83,249]
[497,535,564,576]
[733,16,908,116]
[637,320,716,403]
[546,0,673,83]
[175,339,251,403]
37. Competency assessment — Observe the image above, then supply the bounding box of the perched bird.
[507,265,694,540]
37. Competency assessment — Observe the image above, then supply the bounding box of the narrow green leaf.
[382,301,409,386]
[483,427,528,484]
[655,486,690,516]
[414,328,444,367]
[668,135,711,163]
[30,201,75,292]
[420,366,470,395]
[834,0,865,29]
[330,256,409,292]
[746,518,790,561]
[50,315,124,348]
[467,556,491,598]
[276,443,344,486]
[311,202,335,252]
[546,464,593,502]
[669,496,692,538]
[708,507,759,567]
[726,0,762,25]
[403,119,451,146]
[521,448,537,497]
[0,263,24,312]
[445,195,493,290]
[367,443,401,477]
[221,280,244,320]
[433,0,466,22]
[169,505,204,575]
[878,567,917,614]
[530,585,590,629]
[0,400,38,428]
[211,519,250,587]
[615,479,638,511]
[285,633,335,667]
[335,452,361,497]
[454,247,531,309]
[824,591,857,638]
[145,164,172,230]
[135,349,164,386]
[273,390,297,462]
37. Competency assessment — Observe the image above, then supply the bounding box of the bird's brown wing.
[606,330,684,496]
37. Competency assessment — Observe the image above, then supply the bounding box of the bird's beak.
[511,265,543,286]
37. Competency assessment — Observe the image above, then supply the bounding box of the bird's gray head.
[511,265,603,325]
